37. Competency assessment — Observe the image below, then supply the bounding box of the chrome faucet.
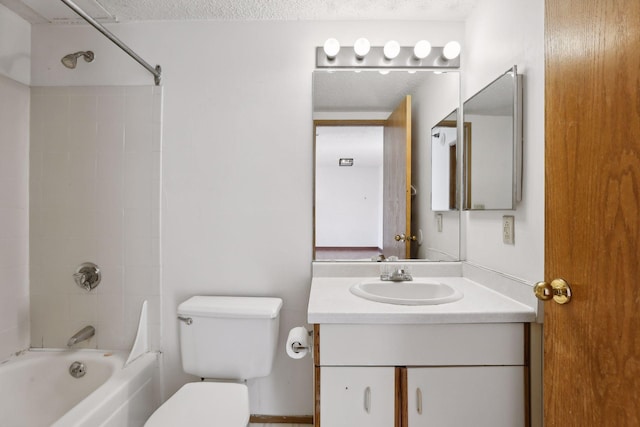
[67,325,95,347]
[380,267,413,282]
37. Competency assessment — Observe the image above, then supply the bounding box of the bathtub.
[0,349,159,427]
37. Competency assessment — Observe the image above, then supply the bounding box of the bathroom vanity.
[307,263,537,427]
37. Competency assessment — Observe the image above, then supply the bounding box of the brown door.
[545,0,640,425]
[383,95,412,258]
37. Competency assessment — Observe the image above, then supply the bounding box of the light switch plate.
[503,215,515,244]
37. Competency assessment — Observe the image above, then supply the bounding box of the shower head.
[61,51,95,69]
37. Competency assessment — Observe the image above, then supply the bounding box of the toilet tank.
[177,296,283,380]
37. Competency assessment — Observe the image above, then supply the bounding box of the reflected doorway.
[315,124,385,260]
[314,95,412,260]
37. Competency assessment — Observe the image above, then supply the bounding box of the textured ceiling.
[1,0,477,23]
[99,0,477,21]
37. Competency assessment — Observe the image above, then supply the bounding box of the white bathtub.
[0,349,160,427]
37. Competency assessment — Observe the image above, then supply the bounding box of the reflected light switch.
[503,215,515,244]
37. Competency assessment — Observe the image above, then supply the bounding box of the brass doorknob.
[534,278,572,305]
[395,234,417,242]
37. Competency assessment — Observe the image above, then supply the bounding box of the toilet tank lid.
[178,296,283,319]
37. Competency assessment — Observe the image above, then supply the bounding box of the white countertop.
[307,276,536,324]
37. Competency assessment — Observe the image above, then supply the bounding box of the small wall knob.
[73,262,101,291]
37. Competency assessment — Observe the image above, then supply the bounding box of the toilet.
[145,296,283,427]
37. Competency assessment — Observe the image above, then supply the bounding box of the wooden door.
[545,0,640,425]
[383,96,412,258]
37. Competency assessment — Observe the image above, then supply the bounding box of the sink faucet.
[380,267,413,282]
[67,325,95,347]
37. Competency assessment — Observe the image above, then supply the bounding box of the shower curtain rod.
[59,0,162,86]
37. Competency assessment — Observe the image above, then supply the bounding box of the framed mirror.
[313,70,460,261]
[462,66,523,210]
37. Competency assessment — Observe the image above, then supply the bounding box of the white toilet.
[145,296,283,427]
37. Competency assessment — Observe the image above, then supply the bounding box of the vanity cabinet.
[320,366,396,426]
[405,366,524,426]
[314,323,528,427]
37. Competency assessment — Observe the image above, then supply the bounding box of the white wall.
[29,86,162,350]
[316,165,382,247]
[31,20,464,415]
[413,72,460,261]
[0,4,30,360]
[315,126,383,248]
[0,3,30,85]
[462,0,544,283]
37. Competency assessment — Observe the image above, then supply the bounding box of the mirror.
[431,109,458,211]
[462,66,523,210]
[313,70,460,261]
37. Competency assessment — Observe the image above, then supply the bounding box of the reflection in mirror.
[313,70,460,261]
[462,66,523,210]
[431,110,458,211]
[315,125,385,260]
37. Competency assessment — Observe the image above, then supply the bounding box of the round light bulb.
[413,40,432,59]
[443,41,461,60]
[354,38,371,59]
[383,40,401,60]
[323,38,341,59]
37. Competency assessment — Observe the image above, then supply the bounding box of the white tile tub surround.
[29,85,162,351]
[0,73,30,359]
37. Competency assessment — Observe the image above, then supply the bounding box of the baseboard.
[249,414,314,424]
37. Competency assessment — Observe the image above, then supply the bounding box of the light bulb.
[383,40,401,60]
[354,38,371,59]
[413,40,431,59]
[323,38,340,59]
[442,41,461,60]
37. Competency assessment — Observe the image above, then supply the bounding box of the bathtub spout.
[67,326,95,347]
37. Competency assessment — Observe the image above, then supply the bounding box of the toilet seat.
[144,382,249,427]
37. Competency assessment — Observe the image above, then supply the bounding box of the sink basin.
[350,280,463,305]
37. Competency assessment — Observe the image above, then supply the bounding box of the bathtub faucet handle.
[73,263,101,291]
[73,272,89,290]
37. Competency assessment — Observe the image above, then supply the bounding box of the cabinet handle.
[364,386,371,414]
[416,387,423,415]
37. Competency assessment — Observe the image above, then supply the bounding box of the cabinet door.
[320,366,396,427]
[406,366,524,427]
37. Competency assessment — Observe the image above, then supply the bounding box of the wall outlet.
[503,215,515,244]
[436,214,443,232]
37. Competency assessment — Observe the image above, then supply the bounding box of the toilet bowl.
[144,382,249,427]
[144,296,283,426]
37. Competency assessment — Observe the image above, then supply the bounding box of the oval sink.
[350,280,463,305]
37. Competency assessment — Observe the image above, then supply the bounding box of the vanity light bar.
[317,39,460,69]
